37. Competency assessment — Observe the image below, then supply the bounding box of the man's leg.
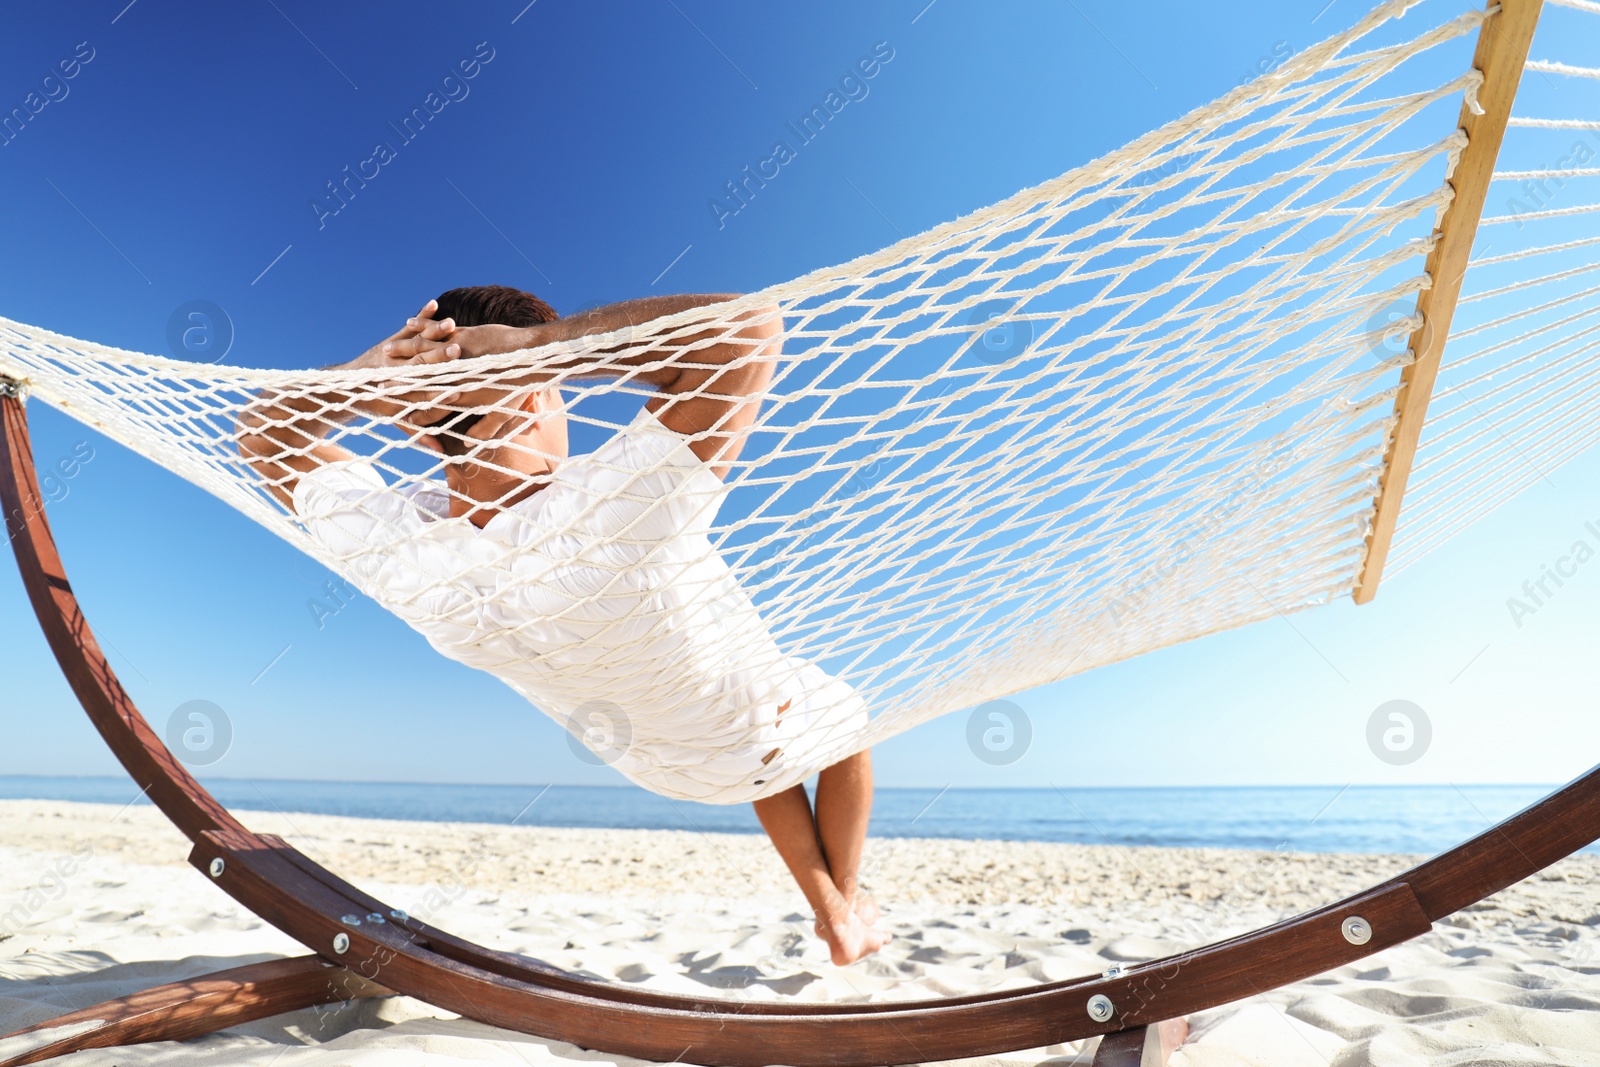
[752,758,887,966]
[813,750,876,922]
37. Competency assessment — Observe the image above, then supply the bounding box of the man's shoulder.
[292,458,402,516]
[398,477,452,521]
[566,410,717,488]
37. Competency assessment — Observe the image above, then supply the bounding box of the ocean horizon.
[1,775,1585,857]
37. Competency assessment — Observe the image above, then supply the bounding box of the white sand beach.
[0,798,1597,1066]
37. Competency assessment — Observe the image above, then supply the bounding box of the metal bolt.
[332,932,350,955]
[1341,915,1373,946]
[390,909,409,921]
[208,857,225,878]
[1101,964,1125,979]
[341,914,363,927]
[366,912,386,924]
[1086,994,1115,1023]
[0,377,25,400]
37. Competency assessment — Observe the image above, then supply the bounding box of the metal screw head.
[390,909,409,921]
[1341,915,1373,946]
[341,914,363,927]
[1101,964,1125,979]
[332,932,350,955]
[1086,994,1115,1023]
[208,857,225,878]
[366,912,386,924]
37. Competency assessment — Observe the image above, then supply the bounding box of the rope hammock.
[2,0,1597,804]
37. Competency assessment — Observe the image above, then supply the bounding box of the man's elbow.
[711,294,781,336]
[737,303,784,344]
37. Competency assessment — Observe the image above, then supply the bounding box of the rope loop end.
[1462,68,1488,116]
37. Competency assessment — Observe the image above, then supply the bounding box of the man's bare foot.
[814,908,891,966]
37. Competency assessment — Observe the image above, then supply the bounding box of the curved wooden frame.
[5,390,1600,1063]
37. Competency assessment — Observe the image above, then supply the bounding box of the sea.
[1,776,1589,856]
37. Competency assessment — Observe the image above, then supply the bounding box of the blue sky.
[2,0,1598,794]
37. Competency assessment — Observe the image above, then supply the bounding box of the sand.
[0,798,1597,1065]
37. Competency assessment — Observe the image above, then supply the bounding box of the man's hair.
[434,284,558,330]
[428,285,558,456]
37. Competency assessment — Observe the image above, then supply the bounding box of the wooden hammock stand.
[1,4,1587,1064]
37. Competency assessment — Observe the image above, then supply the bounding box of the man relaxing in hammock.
[236,286,887,965]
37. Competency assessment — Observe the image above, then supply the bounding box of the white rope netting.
[1,0,1589,802]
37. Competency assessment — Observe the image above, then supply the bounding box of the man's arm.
[236,300,462,506]
[387,294,783,476]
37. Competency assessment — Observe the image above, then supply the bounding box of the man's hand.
[337,299,493,426]
[350,299,466,371]
[394,321,559,431]
[379,321,527,364]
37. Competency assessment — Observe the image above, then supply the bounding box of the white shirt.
[293,409,868,804]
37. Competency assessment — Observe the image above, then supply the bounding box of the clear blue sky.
[2,0,1597,793]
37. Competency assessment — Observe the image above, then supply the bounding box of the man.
[236,286,887,965]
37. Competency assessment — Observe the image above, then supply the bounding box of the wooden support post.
[1353,0,1544,604]
[1091,1018,1189,1067]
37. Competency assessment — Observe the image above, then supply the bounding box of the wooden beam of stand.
[1352,0,1544,604]
[0,956,387,1067]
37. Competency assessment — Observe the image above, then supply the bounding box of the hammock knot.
[1402,233,1441,262]
[1378,311,1425,357]
[1461,68,1487,117]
